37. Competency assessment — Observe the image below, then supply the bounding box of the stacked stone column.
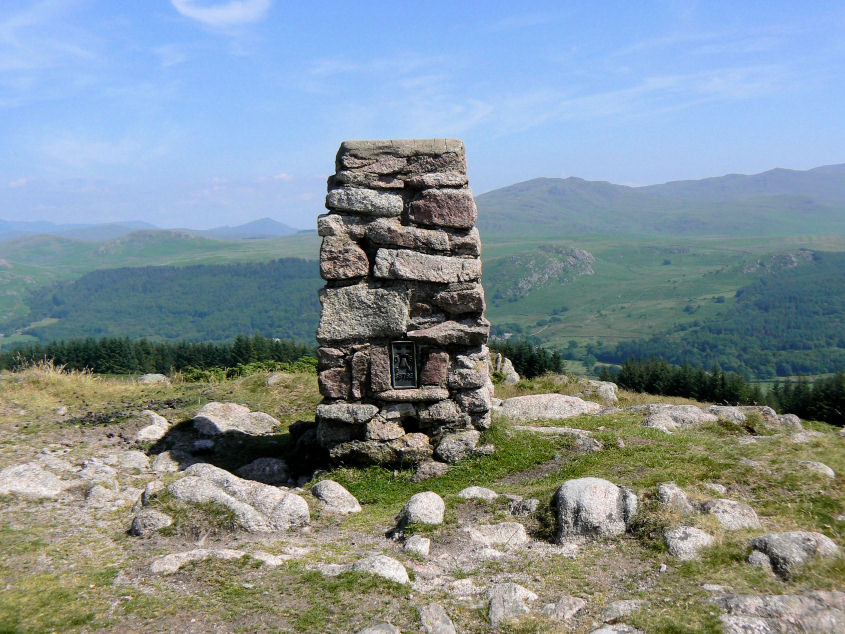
[315,139,492,466]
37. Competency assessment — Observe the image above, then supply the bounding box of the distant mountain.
[476,164,845,237]
[0,219,157,243]
[186,218,299,240]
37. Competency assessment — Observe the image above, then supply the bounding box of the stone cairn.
[315,139,492,466]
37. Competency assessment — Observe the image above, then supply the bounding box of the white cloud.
[273,172,292,181]
[171,0,273,28]
[8,177,29,188]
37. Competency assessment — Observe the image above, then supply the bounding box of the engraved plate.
[390,341,417,389]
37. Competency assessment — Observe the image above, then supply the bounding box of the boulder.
[412,460,449,482]
[116,450,150,472]
[466,522,528,548]
[458,486,498,501]
[642,404,718,432]
[194,402,279,436]
[151,548,245,574]
[130,508,173,536]
[351,555,409,584]
[657,482,695,514]
[502,394,602,422]
[0,462,67,499]
[555,477,637,539]
[311,479,362,514]
[603,600,648,623]
[700,499,761,531]
[398,491,445,526]
[715,591,845,633]
[590,626,644,634]
[151,449,197,473]
[135,410,170,443]
[138,373,169,384]
[582,380,619,405]
[235,457,290,485]
[358,624,400,634]
[167,463,309,532]
[508,497,540,516]
[419,603,457,634]
[778,413,803,430]
[664,526,714,560]
[796,460,835,478]
[705,406,747,424]
[487,583,537,628]
[748,531,839,577]
[404,535,431,558]
[540,595,587,622]
[435,431,481,463]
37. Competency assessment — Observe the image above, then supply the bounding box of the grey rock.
[412,460,449,482]
[716,591,845,634]
[78,457,118,481]
[265,371,293,386]
[138,373,169,384]
[642,404,718,432]
[375,386,450,403]
[168,463,309,532]
[311,479,361,514]
[706,405,747,424]
[319,235,369,280]
[453,386,492,413]
[700,499,762,531]
[398,491,445,526]
[316,402,380,424]
[404,535,431,557]
[502,394,602,422]
[317,213,366,239]
[351,555,409,584]
[466,522,528,548]
[151,449,197,473]
[141,480,165,504]
[435,431,481,463]
[419,603,456,634]
[365,418,405,441]
[458,485,498,501]
[317,285,410,344]
[130,508,173,536]
[555,477,638,539]
[135,410,170,443]
[748,531,840,577]
[366,217,450,252]
[0,462,67,499]
[603,599,648,623]
[657,482,695,514]
[487,582,537,628]
[432,286,485,315]
[194,402,279,436]
[406,318,490,347]
[116,450,150,472]
[704,482,728,496]
[326,187,403,217]
[796,460,835,478]
[540,595,587,622]
[373,249,481,283]
[664,526,715,560]
[235,457,290,485]
[508,497,540,516]
[358,624,401,634]
[778,413,803,430]
[590,626,644,634]
[583,379,619,405]
[409,188,478,230]
[151,548,246,574]
[192,438,215,453]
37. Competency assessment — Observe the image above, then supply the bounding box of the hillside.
[4,259,321,343]
[476,164,845,238]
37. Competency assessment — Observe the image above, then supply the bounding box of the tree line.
[0,335,314,375]
[599,358,843,426]
[489,339,565,378]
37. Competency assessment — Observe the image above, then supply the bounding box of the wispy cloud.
[7,177,30,189]
[171,0,273,28]
[488,12,557,32]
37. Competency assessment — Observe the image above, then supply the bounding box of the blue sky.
[1,0,844,230]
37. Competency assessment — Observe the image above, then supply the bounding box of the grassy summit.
[0,364,842,632]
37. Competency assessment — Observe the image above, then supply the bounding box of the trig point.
[314,139,492,466]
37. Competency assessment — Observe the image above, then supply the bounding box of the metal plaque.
[390,341,417,389]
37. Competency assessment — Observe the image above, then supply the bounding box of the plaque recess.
[390,341,417,389]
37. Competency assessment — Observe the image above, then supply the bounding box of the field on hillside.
[0,365,842,632]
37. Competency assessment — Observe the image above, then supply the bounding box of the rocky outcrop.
[747,531,839,577]
[193,402,279,436]
[501,394,602,421]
